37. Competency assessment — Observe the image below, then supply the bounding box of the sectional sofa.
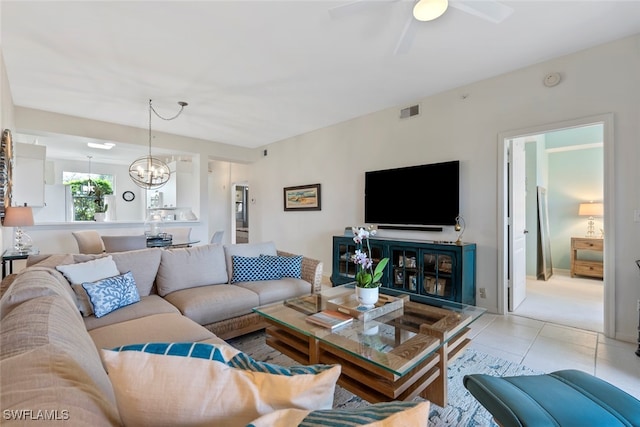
[27,241,323,340]
[0,242,317,423]
[0,241,431,425]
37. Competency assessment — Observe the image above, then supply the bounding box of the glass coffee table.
[254,284,485,406]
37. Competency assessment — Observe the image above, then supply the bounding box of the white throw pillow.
[56,256,121,316]
[100,341,341,427]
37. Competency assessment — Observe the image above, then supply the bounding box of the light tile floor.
[467,313,640,399]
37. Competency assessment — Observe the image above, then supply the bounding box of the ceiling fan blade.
[393,13,418,55]
[448,0,514,23]
[328,0,398,20]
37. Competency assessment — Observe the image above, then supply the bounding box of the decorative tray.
[326,292,406,321]
[284,294,321,316]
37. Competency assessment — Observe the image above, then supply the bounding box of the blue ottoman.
[463,369,640,427]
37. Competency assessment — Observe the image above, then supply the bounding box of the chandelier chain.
[149,99,188,121]
[147,99,188,155]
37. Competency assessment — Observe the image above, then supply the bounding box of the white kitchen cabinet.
[12,143,46,207]
[145,160,194,209]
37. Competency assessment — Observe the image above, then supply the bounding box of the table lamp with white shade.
[578,202,603,238]
[3,205,34,252]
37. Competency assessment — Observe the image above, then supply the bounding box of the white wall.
[6,35,640,343]
[250,35,640,342]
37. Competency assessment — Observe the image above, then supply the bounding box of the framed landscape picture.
[284,183,321,211]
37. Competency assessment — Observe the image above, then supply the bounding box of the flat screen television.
[365,160,459,226]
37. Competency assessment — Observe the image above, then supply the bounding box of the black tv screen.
[365,161,459,226]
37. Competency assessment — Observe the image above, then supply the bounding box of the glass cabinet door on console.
[390,247,419,292]
[331,236,385,286]
[422,251,455,300]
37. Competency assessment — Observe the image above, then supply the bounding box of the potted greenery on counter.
[68,178,113,221]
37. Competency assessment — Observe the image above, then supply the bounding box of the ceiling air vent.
[400,104,420,119]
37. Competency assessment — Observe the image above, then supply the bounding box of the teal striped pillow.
[246,401,430,427]
[112,341,333,376]
[299,402,424,426]
[101,341,342,426]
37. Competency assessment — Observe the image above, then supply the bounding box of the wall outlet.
[479,288,487,299]
[635,210,640,223]
[637,299,640,312]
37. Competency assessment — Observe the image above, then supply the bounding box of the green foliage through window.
[66,178,114,221]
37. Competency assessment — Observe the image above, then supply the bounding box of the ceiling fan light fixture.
[413,0,448,22]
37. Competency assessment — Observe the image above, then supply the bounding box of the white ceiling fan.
[329,0,514,55]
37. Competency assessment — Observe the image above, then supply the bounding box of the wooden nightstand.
[570,237,603,279]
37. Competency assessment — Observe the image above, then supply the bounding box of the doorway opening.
[232,183,249,244]
[498,114,614,337]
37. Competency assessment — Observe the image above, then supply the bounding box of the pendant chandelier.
[82,155,95,196]
[129,99,188,190]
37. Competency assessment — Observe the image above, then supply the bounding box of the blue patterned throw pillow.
[280,255,302,278]
[260,254,303,278]
[82,271,140,318]
[231,255,282,283]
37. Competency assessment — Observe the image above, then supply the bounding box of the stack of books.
[305,310,353,330]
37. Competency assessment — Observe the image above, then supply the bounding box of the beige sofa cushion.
[163,284,260,325]
[156,244,228,296]
[0,267,77,321]
[75,248,162,296]
[84,295,179,331]
[89,312,215,351]
[223,241,277,282]
[26,253,75,268]
[1,347,122,426]
[0,292,120,423]
[235,277,312,306]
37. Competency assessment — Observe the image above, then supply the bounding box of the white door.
[509,138,527,311]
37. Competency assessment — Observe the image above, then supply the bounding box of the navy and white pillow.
[231,255,282,283]
[82,271,140,317]
[260,254,303,279]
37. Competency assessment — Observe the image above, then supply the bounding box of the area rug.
[228,331,541,427]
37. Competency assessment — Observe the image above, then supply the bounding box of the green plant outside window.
[66,178,114,221]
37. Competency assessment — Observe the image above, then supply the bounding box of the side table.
[570,237,603,279]
[2,248,39,278]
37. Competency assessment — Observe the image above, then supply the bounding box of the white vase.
[355,286,379,310]
[94,212,106,222]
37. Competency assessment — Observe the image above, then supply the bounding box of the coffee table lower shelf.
[264,319,458,405]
